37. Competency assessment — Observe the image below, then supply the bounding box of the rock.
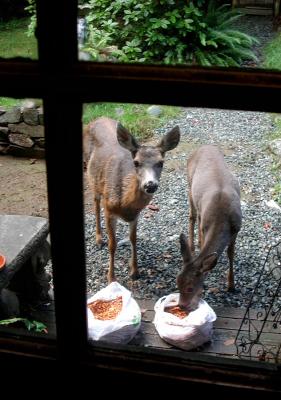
[0,144,9,154]
[79,51,91,61]
[8,133,34,148]
[22,99,43,109]
[115,108,124,116]
[34,138,45,148]
[147,204,160,211]
[8,144,45,158]
[8,122,44,138]
[22,108,39,125]
[38,107,44,125]
[0,107,21,124]
[265,199,281,211]
[147,105,162,117]
[0,127,9,140]
[268,138,281,157]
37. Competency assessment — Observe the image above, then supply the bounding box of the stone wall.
[0,102,45,158]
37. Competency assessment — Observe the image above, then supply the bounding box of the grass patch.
[0,17,37,106]
[0,97,22,107]
[267,114,281,140]
[261,31,281,71]
[0,17,37,59]
[83,103,182,140]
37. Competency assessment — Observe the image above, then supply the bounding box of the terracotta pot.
[0,254,6,270]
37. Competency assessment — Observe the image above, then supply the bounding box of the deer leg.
[129,219,139,280]
[94,196,103,248]
[198,215,204,250]
[105,211,117,283]
[188,193,196,255]
[227,235,237,291]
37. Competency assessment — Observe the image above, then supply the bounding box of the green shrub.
[262,31,281,71]
[82,0,258,67]
[24,0,36,37]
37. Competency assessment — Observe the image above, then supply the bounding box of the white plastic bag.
[87,282,141,344]
[153,293,216,350]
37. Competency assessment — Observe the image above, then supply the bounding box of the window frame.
[0,0,281,393]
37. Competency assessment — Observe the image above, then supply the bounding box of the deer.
[86,117,180,283]
[176,144,242,311]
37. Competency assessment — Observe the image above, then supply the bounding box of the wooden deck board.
[0,298,280,362]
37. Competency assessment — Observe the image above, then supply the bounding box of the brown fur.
[177,145,242,310]
[87,117,180,282]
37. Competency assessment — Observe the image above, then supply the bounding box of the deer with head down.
[177,144,242,311]
[86,117,180,283]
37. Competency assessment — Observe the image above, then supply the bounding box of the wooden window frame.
[0,0,281,393]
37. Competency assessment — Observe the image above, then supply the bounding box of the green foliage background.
[81,0,259,67]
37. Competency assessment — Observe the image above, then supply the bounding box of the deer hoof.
[130,271,140,280]
[96,239,104,249]
[107,273,116,283]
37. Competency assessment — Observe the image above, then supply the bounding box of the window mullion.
[43,97,88,363]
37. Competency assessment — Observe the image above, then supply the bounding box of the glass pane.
[0,97,54,338]
[0,1,38,59]
[83,102,281,364]
[77,1,281,71]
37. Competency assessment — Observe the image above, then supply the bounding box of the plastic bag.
[153,293,216,350]
[87,282,141,344]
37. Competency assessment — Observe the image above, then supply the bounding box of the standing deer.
[86,117,180,283]
[177,145,242,311]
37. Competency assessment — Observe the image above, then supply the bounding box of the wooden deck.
[1,299,280,363]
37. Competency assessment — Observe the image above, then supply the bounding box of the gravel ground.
[84,15,281,309]
[85,107,281,309]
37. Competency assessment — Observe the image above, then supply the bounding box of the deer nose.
[144,181,158,194]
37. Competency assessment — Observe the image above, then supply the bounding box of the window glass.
[77,1,281,71]
[83,102,281,364]
[0,97,54,338]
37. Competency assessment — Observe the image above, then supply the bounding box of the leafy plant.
[24,0,36,37]
[262,30,281,71]
[0,317,48,333]
[81,0,258,67]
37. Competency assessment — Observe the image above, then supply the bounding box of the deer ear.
[117,122,140,153]
[179,233,192,263]
[200,252,218,273]
[158,126,180,153]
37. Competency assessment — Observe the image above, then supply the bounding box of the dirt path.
[0,156,48,217]
[0,155,93,218]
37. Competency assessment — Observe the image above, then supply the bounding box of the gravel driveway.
[85,107,281,309]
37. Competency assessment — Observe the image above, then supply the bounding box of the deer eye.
[134,160,140,168]
[156,161,164,168]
